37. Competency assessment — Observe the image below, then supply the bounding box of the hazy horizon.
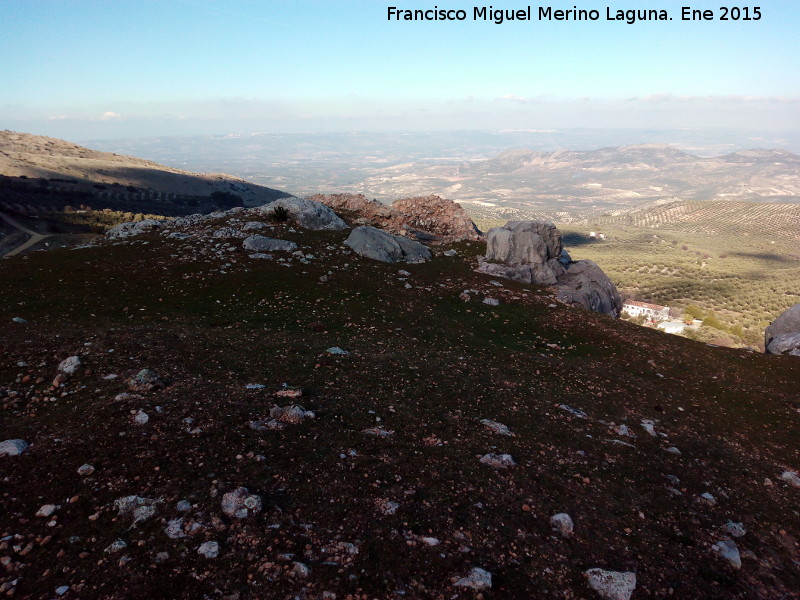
[2,1,799,141]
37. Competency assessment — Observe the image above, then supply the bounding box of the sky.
[1,0,799,140]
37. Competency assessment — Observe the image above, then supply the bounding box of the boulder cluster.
[309,193,483,243]
[477,220,622,317]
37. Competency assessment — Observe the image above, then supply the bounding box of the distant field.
[470,201,800,345]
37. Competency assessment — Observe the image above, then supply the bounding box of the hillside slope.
[1,209,799,599]
[0,130,291,213]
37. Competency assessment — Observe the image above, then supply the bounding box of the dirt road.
[0,212,49,257]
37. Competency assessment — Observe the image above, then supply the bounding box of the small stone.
[550,513,574,538]
[698,492,717,506]
[165,518,186,539]
[12,317,27,324]
[780,470,800,488]
[133,411,149,425]
[483,297,500,306]
[36,504,59,518]
[479,419,512,436]
[104,540,128,554]
[176,500,192,512]
[58,356,82,375]
[291,561,310,578]
[55,585,70,596]
[443,249,458,257]
[723,521,746,538]
[197,541,219,559]
[641,419,657,437]
[453,567,492,591]
[0,439,29,457]
[155,551,169,563]
[421,537,440,546]
[221,487,262,519]
[326,346,349,355]
[585,568,637,600]
[479,453,516,468]
[712,539,742,569]
[666,446,681,455]
[77,464,95,477]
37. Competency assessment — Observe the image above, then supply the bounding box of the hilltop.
[0,130,290,216]
[1,202,800,599]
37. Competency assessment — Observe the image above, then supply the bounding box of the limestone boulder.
[345,226,431,264]
[242,235,298,253]
[477,220,621,317]
[765,304,800,355]
[556,260,622,317]
[259,197,348,231]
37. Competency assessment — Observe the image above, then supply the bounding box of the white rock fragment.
[327,346,349,355]
[176,500,192,512]
[421,537,440,546]
[479,453,516,468]
[165,518,186,539]
[291,561,311,578]
[641,419,657,437]
[104,540,128,554]
[12,317,27,324]
[132,504,157,525]
[698,492,717,506]
[780,470,800,488]
[77,464,95,477]
[0,439,29,457]
[483,297,500,306]
[480,419,513,436]
[221,487,262,519]
[723,521,746,538]
[453,567,492,591]
[666,446,681,455]
[36,504,59,518]
[616,424,636,438]
[712,539,742,569]
[55,585,70,596]
[58,356,82,375]
[585,568,637,600]
[197,541,219,559]
[133,410,149,425]
[550,513,574,538]
[361,427,394,437]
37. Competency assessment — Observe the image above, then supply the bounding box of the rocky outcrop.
[765,303,800,356]
[106,219,163,240]
[344,226,431,264]
[556,259,622,317]
[310,193,482,243]
[479,221,564,285]
[258,197,348,231]
[392,195,483,242]
[477,220,621,317]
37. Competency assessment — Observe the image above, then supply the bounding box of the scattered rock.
[269,404,313,425]
[479,419,513,436]
[362,427,394,437]
[0,439,29,457]
[221,487,262,519]
[326,346,349,356]
[77,464,95,477]
[723,521,746,538]
[197,541,219,559]
[291,561,311,578]
[106,219,163,240]
[55,585,70,596]
[375,499,399,515]
[641,419,657,436]
[242,235,298,253]
[344,226,432,264]
[128,369,162,392]
[780,470,800,488]
[483,297,500,306]
[58,356,82,375]
[12,317,27,324]
[585,568,637,600]
[165,518,186,539]
[104,540,128,554]
[176,500,192,513]
[698,492,717,506]
[36,504,59,518]
[712,539,742,569]
[133,410,149,425]
[453,567,492,591]
[479,453,516,468]
[550,513,574,538]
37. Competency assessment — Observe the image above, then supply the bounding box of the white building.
[622,300,670,322]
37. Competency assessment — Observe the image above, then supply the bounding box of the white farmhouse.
[622,300,670,322]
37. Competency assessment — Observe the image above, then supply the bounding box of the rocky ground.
[1,207,800,599]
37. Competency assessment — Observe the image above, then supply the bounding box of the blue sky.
[1,0,799,139]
